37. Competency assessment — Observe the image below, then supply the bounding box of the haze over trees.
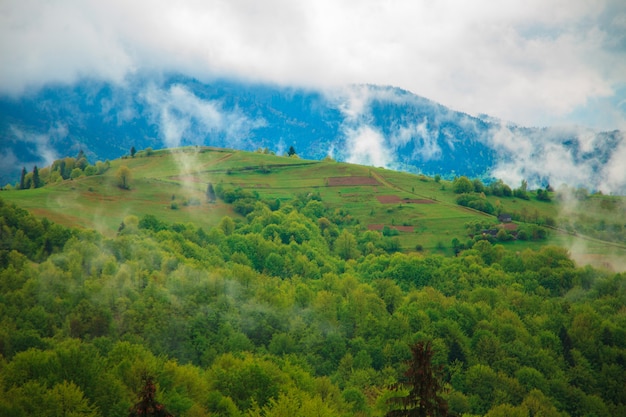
[1,149,625,417]
[0,181,625,417]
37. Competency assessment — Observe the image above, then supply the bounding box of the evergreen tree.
[19,166,26,190]
[128,376,172,417]
[287,145,296,157]
[130,146,137,158]
[207,182,216,202]
[386,341,449,417]
[32,166,42,189]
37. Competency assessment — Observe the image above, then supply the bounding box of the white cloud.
[486,122,626,193]
[600,132,626,193]
[1,0,625,130]
[343,125,393,168]
[141,83,265,149]
[9,124,64,166]
[390,120,442,161]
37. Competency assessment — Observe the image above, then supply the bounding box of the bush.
[453,176,474,194]
[456,194,495,214]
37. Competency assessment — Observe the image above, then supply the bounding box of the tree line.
[0,191,625,416]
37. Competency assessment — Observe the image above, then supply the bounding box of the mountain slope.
[1,74,624,193]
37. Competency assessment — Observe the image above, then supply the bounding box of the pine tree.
[128,376,172,417]
[206,182,216,202]
[287,145,296,157]
[130,146,137,158]
[386,341,449,417]
[19,167,26,190]
[32,166,42,189]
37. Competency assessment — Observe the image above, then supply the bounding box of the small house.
[498,213,512,223]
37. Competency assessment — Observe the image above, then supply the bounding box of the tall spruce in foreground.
[129,377,173,417]
[386,341,449,417]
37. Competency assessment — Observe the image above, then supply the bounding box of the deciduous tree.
[116,166,132,190]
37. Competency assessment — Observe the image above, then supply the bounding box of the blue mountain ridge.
[1,74,623,193]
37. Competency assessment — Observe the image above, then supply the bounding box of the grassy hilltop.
[3,146,626,268]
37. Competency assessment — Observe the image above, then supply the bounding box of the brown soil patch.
[327,176,380,186]
[368,224,415,232]
[234,183,270,188]
[376,195,435,204]
[500,223,518,231]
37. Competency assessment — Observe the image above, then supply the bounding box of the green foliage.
[456,193,495,214]
[2,149,626,417]
[116,165,132,189]
[452,176,473,194]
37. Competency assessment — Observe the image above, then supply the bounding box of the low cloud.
[389,119,442,162]
[343,125,393,168]
[141,83,266,186]
[487,123,626,194]
[142,83,266,150]
[1,0,625,130]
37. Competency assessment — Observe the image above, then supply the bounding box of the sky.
[1,0,626,131]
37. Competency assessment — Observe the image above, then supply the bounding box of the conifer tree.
[32,165,42,188]
[129,377,172,417]
[386,341,449,417]
[207,182,216,202]
[19,166,26,190]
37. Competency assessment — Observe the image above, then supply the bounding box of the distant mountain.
[1,74,624,193]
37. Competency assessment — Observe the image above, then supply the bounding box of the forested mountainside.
[2,75,624,194]
[1,191,625,416]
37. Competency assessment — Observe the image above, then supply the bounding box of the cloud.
[1,0,625,130]
[389,120,442,161]
[343,125,393,168]
[0,123,66,185]
[9,124,65,165]
[140,82,266,181]
[599,132,626,193]
[487,122,626,193]
[142,83,265,149]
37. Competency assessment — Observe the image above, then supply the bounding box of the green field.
[4,146,626,269]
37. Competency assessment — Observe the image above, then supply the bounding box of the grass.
[3,146,626,269]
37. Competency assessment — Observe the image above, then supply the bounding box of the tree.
[70,167,83,179]
[19,167,26,190]
[452,177,473,194]
[207,183,216,203]
[386,341,449,417]
[336,229,359,260]
[116,166,132,189]
[130,146,137,158]
[129,376,173,417]
[31,166,42,189]
[287,145,296,157]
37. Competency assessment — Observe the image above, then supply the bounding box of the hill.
[3,146,626,270]
[1,74,624,194]
[1,147,626,416]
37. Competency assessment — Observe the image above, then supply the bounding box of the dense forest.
[1,190,625,417]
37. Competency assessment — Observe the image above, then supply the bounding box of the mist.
[2,0,625,131]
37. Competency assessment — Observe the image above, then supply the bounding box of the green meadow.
[3,146,625,268]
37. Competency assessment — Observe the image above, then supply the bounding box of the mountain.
[1,74,624,193]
